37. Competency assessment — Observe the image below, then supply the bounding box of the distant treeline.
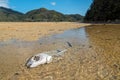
[0,7,83,22]
[84,0,120,23]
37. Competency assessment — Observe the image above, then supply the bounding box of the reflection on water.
[38,27,89,46]
[0,27,89,52]
[0,25,120,80]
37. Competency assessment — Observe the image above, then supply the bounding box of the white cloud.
[51,2,56,6]
[0,0,9,8]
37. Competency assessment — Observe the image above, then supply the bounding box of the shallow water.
[0,25,120,80]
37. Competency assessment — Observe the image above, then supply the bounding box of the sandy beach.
[0,23,120,80]
[0,22,90,41]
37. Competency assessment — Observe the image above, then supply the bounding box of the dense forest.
[84,0,120,23]
[0,7,83,22]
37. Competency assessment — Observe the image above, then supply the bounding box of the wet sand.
[0,22,90,41]
[0,23,120,80]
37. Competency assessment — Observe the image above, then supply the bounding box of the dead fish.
[26,49,67,68]
[26,53,52,68]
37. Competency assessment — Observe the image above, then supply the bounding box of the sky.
[0,0,92,16]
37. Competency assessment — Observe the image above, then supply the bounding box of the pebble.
[89,45,92,48]
[14,72,19,75]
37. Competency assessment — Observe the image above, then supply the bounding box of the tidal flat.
[0,23,120,80]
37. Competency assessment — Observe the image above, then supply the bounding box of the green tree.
[84,0,120,23]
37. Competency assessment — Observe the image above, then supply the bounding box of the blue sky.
[0,0,92,16]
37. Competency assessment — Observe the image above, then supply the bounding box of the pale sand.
[0,22,90,41]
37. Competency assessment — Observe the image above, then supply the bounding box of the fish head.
[26,56,40,68]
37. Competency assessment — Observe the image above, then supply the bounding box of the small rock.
[40,43,42,45]
[14,72,19,75]
[89,45,92,48]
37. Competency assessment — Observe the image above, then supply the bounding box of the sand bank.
[0,22,90,41]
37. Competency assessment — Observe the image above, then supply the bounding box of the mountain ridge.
[0,7,24,21]
[0,7,83,22]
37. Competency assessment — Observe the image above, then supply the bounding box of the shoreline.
[0,22,91,41]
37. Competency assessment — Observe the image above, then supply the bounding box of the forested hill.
[0,7,83,22]
[84,0,120,23]
[0,7,23,21]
